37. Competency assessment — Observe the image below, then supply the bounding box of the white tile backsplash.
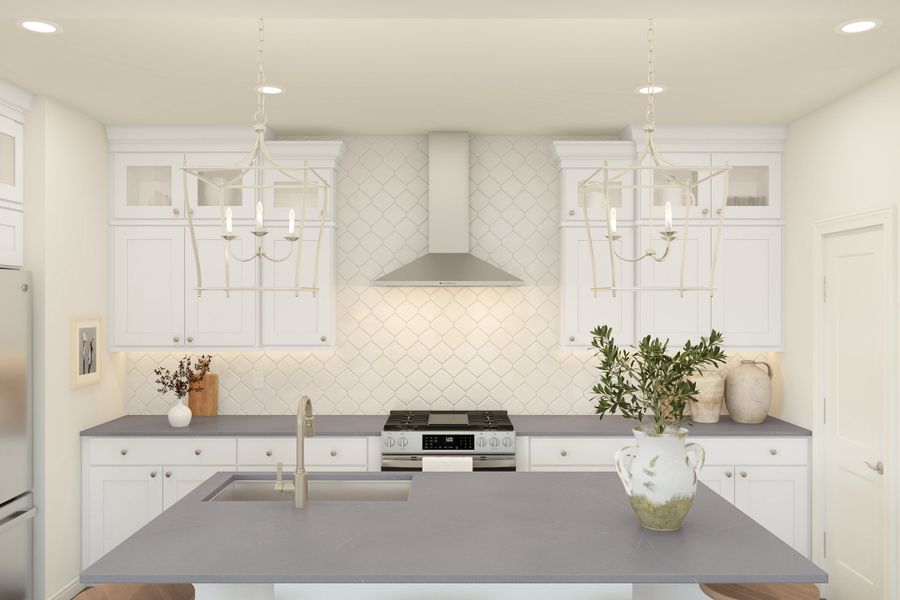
[126,135,775,415]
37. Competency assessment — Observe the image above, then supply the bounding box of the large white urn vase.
[614,426,705,531]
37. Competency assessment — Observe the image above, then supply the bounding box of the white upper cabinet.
[261,157,334,222]
[260,227,334,347]
[0,207,23,268]
[637,226,712,346]
[711,152,782,220]
[640,152,713,221]
[184,226,258,347]
[113,153,185,220]
[561,226,635,347]
[112,226,185,348]
[712,226,782,348]
[183,153,257,220]
[561,162,636,222]
[0,115,23,205]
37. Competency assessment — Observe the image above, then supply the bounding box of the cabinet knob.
[120,448,128,456]
[702,208,710,215]
[569,336,575,342]
[173,208,180,215]
[740,471,748,478]
[769,448,778,455]
[195,449,202,456]
[716,208,722,215]
[568,209,576,216]
[320,336,327,342]
[266,450,273,457]
[150,471,158,478]
[560,450,568,457]
[187,336,194,343]
[725,471,733,478]
[165,471,172,478]
[330,450,338,457]
[173,336,180,343]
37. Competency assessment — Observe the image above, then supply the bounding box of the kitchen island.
[80,471,826,600]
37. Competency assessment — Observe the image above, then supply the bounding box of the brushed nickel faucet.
[274,395,315,508]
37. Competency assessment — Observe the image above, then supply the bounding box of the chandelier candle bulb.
[664,201,673,232]
[255,202,264,230]
[225,208,233,234]
[610,208,617,234]
[288,209,295,235]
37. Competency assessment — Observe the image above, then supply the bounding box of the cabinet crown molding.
[0,79,33,122]
[621,124,788,153]
[552,141,636,168]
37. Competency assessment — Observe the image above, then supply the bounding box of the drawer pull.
[120,448,128,456]
[702,208,709,215]
[560,450,568,457]
[150,471,158,478]
[740,471,748,478]
[330,450,338,457]
[725,471,733,478]
[569,336,575,342]
[769,448,778,455]
[187,336,194,343]
[195,449,202,456]
[266,450,273,457]
[568,209,576,216]
[320,336,327,342]
[173,336,180,343]
[173,208,181,215]
[165,471,172,478]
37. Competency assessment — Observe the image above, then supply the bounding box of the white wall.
[25,96,126,600]
[782,66,900,428]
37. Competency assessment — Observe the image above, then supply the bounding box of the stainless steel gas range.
[381,410,516,471]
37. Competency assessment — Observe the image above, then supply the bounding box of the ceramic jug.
[724,360,772,424]
[688,371,725,423]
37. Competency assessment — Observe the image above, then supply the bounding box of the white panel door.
[561,226,635,347]
[86,466,163,567]
[184,226,258,347]
[639,152,712,220]
[698,466,735,503]
[162,466,226,509]
[113,153,185,220]
[734,466,809,557]
[0,115,23,205]
[0,206,23,267]
[711,226,782,348]
[260,227,334,347]
[113,226,185,347]
[184,152,257,220]
[823,226,888,599]
[637,226,711,346]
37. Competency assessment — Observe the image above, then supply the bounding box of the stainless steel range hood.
[372,133,524,287]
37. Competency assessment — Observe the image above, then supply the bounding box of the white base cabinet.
[520,435,811,557]
[82,435,380,568]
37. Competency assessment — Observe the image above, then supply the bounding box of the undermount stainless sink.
[207,478,412,502]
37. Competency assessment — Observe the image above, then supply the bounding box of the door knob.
[150,471,158,478]
[739,471,748,478]
[702,208,709,215]
[165,471,172,478]
[173,208,180,215]
[173,336,180,343]
[187,336,194,343]
[725,471,733,478]
[568,209,576,216]
[865,460,884,475]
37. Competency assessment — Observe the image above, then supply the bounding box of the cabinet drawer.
[698,438,809,466]
[89,437,236,466]
[238,437,296,466]
[529,437,629,467]
[306,437,368,466]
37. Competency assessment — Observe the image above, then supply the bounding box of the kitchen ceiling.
[2,0,899,134]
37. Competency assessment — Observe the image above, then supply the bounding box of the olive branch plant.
[590,326,726,435]
[154,355,213,400]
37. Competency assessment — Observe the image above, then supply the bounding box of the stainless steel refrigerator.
[0,269,34,600]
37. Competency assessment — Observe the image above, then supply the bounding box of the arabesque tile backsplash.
[126,135,777,415]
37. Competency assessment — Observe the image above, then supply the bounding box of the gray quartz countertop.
[81,414,810,437]
[81,471,826,585]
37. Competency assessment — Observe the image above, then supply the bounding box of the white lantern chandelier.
[579,19,731,297]
[182,18,330,298]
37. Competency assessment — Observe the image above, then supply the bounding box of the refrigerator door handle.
[0,507,36,536]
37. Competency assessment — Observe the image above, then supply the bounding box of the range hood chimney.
[372,133,524,287]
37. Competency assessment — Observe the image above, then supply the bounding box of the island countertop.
[80,471,826,585]
[80,414,810,437]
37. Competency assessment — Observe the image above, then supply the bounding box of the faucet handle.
[275,462,284,491]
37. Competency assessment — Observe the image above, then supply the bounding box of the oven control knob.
[502,437,512,447]
[384,436,396,448]
[489,437,500,448]
[476,438,486,448]
[398,437,409,448]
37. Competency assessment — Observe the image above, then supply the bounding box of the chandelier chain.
[254,17,267,128]
[645,17,656,131]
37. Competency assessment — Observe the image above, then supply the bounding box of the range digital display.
[422,434,475,450]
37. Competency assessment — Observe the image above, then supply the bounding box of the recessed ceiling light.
[17,19,61,34]
[836,19,882,34]
[636,85,667,95]
[257,85,284,95]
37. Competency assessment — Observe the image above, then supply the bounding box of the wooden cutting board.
[188,373,218,416]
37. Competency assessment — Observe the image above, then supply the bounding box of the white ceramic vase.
[725,360,772,424]
[614,426,705,531]
[167,397,192,428]
[688,371,725,423]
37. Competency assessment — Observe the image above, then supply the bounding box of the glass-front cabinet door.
[639,152,712,221]
[561,162,636,222]
[184,153,257,220]
[261,159,334,222]
[0,116,23,205]
[113,153,185,219]
[711,152,782,219]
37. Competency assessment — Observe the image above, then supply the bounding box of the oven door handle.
[381,456,517,471]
